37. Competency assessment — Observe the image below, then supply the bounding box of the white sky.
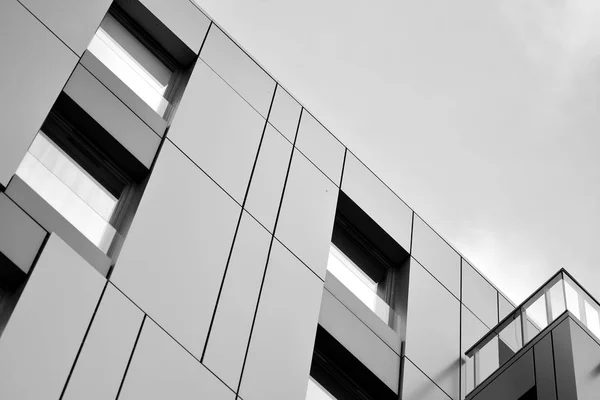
[195,0,600,304]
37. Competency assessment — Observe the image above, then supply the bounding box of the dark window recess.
[0,252,28,338]
[330,191,409,327]
[310,326,397,400]
[518,386,537,400]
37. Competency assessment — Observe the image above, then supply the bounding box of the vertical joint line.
[409,211,415,254]
[339,148,348,188]
[115,314,147,400]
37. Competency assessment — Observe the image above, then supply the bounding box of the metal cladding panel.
[203,212,272,390]
[405,259,460,400]
[18,0,111,55]
[275,150,338,280]
[138,0,211,54]
[168,61,265,203]
[411,215,461,297]
[200,25,276,118]
[462,259,498,328]
[62,284,144,400]
[341,152,412,253]
[64,65,160,168]
[119,319,235,400]
[268,86,301,142]
[569,318,600,400]
[319,289,401,392]
[111,141,240,359]
[470,349,535,400]
[402,357,452,400]
[244,124,293,233]
[0,234,105,400]
[498,293,514,321]
[0,193,46,274]
[295,111,345,186]
[239,240,324,400]
[533,333,557,400]
[0,0,77,187]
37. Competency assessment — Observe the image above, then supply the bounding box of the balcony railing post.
[520,308,527,344]
[474,350,480,388]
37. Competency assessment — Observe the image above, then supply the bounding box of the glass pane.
[498,314,523,366]
[327,244,392,325]
[524,296,547,342]
[305,377,336,400]
[584,301,600,339]
[547,280,566,321]
[476,336,499,385]
[564,280,581,319]
[88,13,172,116]
[16,133,118,253]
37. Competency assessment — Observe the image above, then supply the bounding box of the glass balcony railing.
[465,270,600,394]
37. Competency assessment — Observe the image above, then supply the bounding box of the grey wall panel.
[324,271,401,355]
[552,318,577,400]
[341,153,412,253]
[200,26,276,117]
[168,61,265,203]
[405,259,460,400]
[6,175,112,276]
[319,289,401,392]
[462,260,498,328]
[0,193,46,274]
[402,357,452,400]
[569,318,600,400]
[239,240,323,400]
[244,124,293,232]
[295,111,345,186]
[203,212,272,390]
[411,215,461,298]
[498,293,514,321]
[62,284,144,400]
[19,0,111,55]
[471,350,535,400]
[0,0,77,187]
[268,86,301,142]
[119,319,235,400]
[461,306,489,398]
[534,333,557,400]
[138,0,211,54]
[111,141,240,359]
[275,150,338,279]
[64,64,160,168]
[0,234,104,400]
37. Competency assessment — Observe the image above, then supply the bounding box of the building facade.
[0,0,598,399]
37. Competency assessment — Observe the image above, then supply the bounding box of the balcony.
[464,269,600,395]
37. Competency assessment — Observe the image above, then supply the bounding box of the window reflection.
[305,377,336,400]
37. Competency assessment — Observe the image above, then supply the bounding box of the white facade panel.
[62,284,144,400]
[64,65,160,168]
[405,259,460,400]
[319,289,401,392]
[111,141,240,359]
[411,215,461,298]
[341,152,413,253]
[275,150,338,279]
[462,259,498,328]
[139,0,211,54]
[119,319,235,400]
[402,357,452,400]
[0,0,77,187]
[19,0,111,55]
[0,193,46,274]
[295,111,345,186]
[461,306,489,399]
[200,26,276,117]
[239,240,324,400]
[244,124,293,232]
[168,61,265,203]
[0,234,104,400]
[268,86,301,142]
[203,211,272,390]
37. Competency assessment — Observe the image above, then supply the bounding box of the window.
[327,192,409,328]
[11,94,148,265]
[87,3,184,119]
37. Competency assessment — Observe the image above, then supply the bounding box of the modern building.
[0,0,598,399]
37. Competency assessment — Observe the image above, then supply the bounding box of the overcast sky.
[195,0,600,304]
